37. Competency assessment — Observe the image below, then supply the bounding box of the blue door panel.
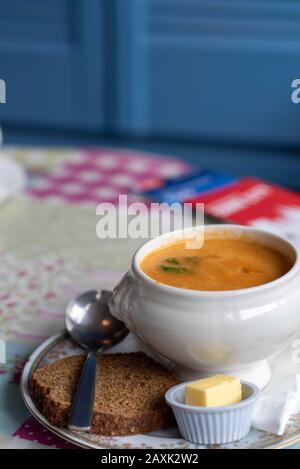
[115,0,300,146]
[148,44,300,144]
[0,0,104,130]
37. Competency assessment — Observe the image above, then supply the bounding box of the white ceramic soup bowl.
[109,225,300,389]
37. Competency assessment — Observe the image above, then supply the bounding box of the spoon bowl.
[65,290,128,352]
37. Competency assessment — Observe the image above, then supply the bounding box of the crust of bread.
[30,352,179,436]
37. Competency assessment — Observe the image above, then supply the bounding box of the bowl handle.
[108,271,136,332]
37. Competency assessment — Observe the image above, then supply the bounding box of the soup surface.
[140,237,292,291]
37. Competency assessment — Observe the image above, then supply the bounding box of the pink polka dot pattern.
[13,417,77,449]
[28,149,190,205]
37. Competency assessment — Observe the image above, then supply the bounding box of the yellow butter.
[185,374,242,407]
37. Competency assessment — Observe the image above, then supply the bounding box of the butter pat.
[185,374,242,407]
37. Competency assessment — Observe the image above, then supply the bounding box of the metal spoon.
[65,289,129,431]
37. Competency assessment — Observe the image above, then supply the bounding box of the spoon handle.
[68,351,97,431]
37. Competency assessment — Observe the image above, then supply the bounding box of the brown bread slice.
[30,352,180,436]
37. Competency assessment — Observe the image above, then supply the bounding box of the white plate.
[21,331,300,449]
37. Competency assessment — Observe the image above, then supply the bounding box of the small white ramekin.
[165,380,260,445]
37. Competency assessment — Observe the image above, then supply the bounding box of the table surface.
[0,147,298,449]
[0,147,191,449]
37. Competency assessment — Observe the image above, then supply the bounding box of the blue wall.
[0,0,299,189]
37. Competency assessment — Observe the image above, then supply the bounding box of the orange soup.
[140,237,292,291]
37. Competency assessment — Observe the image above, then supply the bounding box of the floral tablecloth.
[0,146,190,449]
